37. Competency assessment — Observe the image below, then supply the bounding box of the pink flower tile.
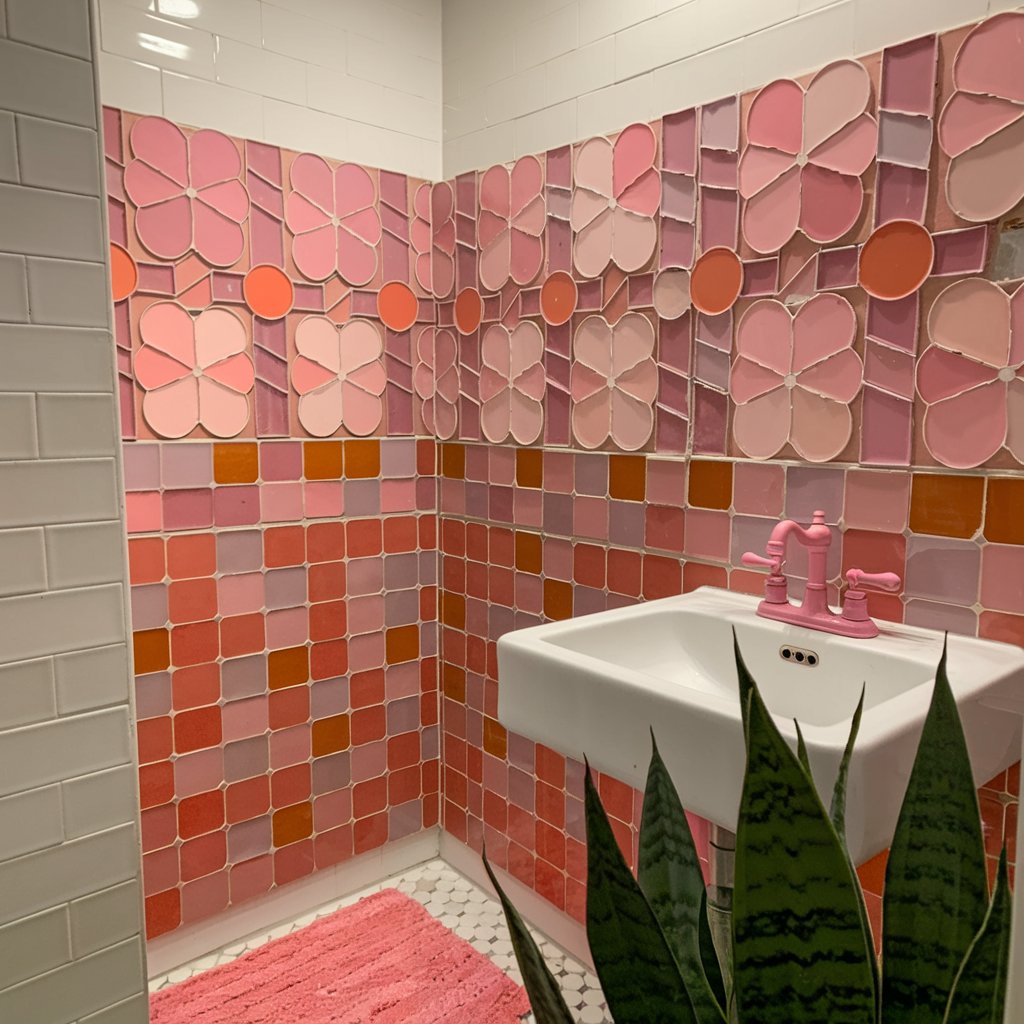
[843,470,910,532]
[980,544,1024,614]
[732,462,784,517]
[126,491,162,533]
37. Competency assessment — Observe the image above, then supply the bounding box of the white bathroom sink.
[497,587,1024,864]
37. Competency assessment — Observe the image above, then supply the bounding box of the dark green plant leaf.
[698,888,728,1012]
[585,764,697,1024]
[794,719,811,775]
[638,734,725,1023]
[882,640,988,1024]
[482,849,576,1024]
[830,686,864,841]
[943,848,1012,1024]
[732,648,876,1024]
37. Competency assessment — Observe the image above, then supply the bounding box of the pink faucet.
[741,510,901,639]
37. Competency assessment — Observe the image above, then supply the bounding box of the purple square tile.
[161,443,212,488]
[265,566,307,609]
[123,443,160,491]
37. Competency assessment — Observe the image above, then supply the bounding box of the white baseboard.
[439,831,593,970]
[147,830,440,978]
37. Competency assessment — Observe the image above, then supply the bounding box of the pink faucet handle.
[742,551,783,574]
[846,568,901,593]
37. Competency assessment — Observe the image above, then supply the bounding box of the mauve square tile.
[508,767,534,810]
[980,544,1024,614]
[344,479,380,517]
[224,736,269,783]
[266,606,308,648]
[489,447,515,484]
[214,486,260,527]
[483,752,508,796]
[441,478,465,514]
[418,550,437,585]
[131,584,168,630]
[514,487,543,527]
[421,726,439,760]
[386,661,421,700]
[489,485,514,522]
[515,573,543,614]
[844,469,910,532]
[609,500,645,547]
[905,536,981,606]
[260,441,302,481]
[785,466,845,524]
[385,587,419,625]
[464,445,488,481]
[645,458,687,505]
[685,508,731,561]
[389,800,422,840]
[420,621,438,657]
[349,631,385,671]
[489,605,515,641]
[380,438,417,477]
[347,557,384,596]
[174,748,224,798]
[733,462,785,516]
[543,492,574,536]
[312,751,350,795]
[573,586,608,616]
[465,481,488,518]
[351,739,387,783]
[543,537,573,580]
[265,566,306,609]
[163,488,214,531]
[730,515,775,567]
[270,725,310,769]
[386,695,420,734]
[221,655,267,701]
[217,530,262,574]
[904,598,978,637]
[123,443,160,491]
[161,444,213,488]
[574,495,609,540]
[135,672,171,719]
[416,476,437,510]
[574,453,608,496]
[314,789,352,831]
[384,552,419,589]
[222,694,269,741]
[544,451,574,493]
[227,816,272,862]
[311,678,348,719]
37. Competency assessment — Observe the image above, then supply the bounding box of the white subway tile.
[61,763,136,838]
[0,0,6,35]
[576,73,656,139]
[345,120,440,179]
[484,64,549,128]
[161,69,265,138]
[0,657,56,730]
[652,37,745,115]
[513,99,578,157]
[0,784,63,860]
[15,118,101,197]
[45,521,124,590]
[0,110,17,182]
[741,1,857,92]
[27,259,109,329]
[0,393,36,459]
[442,120,515,178]
[260,2,347,71]
[0,325,115,393]
[215,35,307,106]
[143,0,263,47]
[347,32,441,100]
[0,706,132,798]
[79,992,150,1024]
[262,96,349,160]
[0,38,97,127]
[440,90,487,142]
[0,459,119,527]
[0,937,144,1023]
[578,0,657,45]
[0,255,27,322]
[97,52,163,117]
[514,2,578,72]
[6,0,92,58]
[70,880,141,958]
[0,184,104,262]
[54,643,130,715]
[341,0,441,60]
[701,0,800,49]
[36,393,118,458]
[614,2,710,83]
[0,527,45,596]
[0,907,70,991]
[544,37,617,108]
[855,0,987,53]
[99,0,216,79]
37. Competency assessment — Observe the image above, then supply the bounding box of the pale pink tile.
[514,573,543,614]
[384,662,420,700]
[314,790,352,831]
[348,594,385,634]
[514,488,543,526]
[266,606,308,648]
[161,443,213,488]
[222,695,269,741]
[218,572,266,616]
[126,491,161,533]
[573,495,609,540]
[381,479,416,512]
[123,443,160,491]
[685,509,731,561]
[349,632,385,671]
[174,748,224,798]
[733,462,784,516]
[980,545,1024,614]
[304,481,344,518]
[544,451,574,494]
[261,481,304,522]
[543,537,573,580]
[270,725,311,769]
[490,447,516,484]
[181,871,229,924]
[350,739,387,782]
[844,469,910,532]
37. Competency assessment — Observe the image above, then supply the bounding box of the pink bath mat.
[149,887,531,1023]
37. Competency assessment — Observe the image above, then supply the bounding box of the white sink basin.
[497,587,1024,864]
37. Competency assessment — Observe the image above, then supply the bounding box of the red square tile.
[307,521,345,563]
[310,600,346,642]
[264,526,305,567]
[310,639,347,680]
[347,519,382,557]
[230,854,274,905]
[269,687,310,730]
[137,716,173,765]
[166,533,216,580]
[129,537,165,584]
[607,549,642,597]
[171,620,219,667]
[309,561,346,602]
[271,763,311,807]
[174,706,222,754]
[172,663,221,711]
[353,776,388,818]
[141,804,177,852]
[226,776,271,824]
[180,830,227,882]
[178,790,224,839]
[145,889,181,940]
[220,613,266,658]
[138,760,174,809]
[168,578,219,624]
[353,810,388,854]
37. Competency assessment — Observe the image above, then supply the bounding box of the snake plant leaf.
[942,848,1012,1024]
[584,764,698,1024]
[732,652,876,1024]
[638,733,726,1023]
[794,719,811,775]
[830,686,864,842]
[482,849,575,1024]
[881,640,988,1024]
[698,888,728,1012]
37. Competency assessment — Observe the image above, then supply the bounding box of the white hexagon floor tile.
[151,858,612,1023]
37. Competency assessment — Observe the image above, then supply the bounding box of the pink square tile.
[351,739,387,782]
[465,445,489,482]
[266,607,308,648]
[126,491,162,533]
[544,452,574,494]
[844,470,910,532]
[304,482,344,518]
[314,790,352,831]
[348,594,385,634]
[349,632,385,672]
[214,485,260,527]
[161,443,213,488]
[543,537,573,581]
[123,443,160,491]
[514,488,543,527]
[174,748,225,798]
[384,662,420,700]
[685,509,731,561]
[440,480,465,514]
[218,573,266,617]
[270,724,311,769]
[514,573,543,614]
[381,479,416,513]
[489,447,516,484]
[980,545,1024,614]
[260,441,302,481]
[261,481,304,522]
[222,695,270,742]
[646,459,687,506]
[230,854,273,905]
[143,847,179,896]
[573,495,609,540]
[163,488,214,531]
[733,462,784,517]
[181,871,229,924]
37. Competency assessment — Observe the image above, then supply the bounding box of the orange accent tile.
[514,531,543,574]
[344,439,380,478]
[385,624,419,664]
[172,663,220,711]
[311,714,350,756]
[134,629,170,675]
[166,533,216,580]
[483,716,508,759]
[178,790,224,840]
[220,613,265,658]
[303,441,343,480]
[264,526,305,567]
[543,578,573,620]
[174,706,222,754]
[129,537,164,584]
[516,448,543,488]
[985,478,1024,545]
[443,664,466,702]
[688,460,733,510]
[441,443,465,479]
[441,591,466,629]
[609,454,647,501]
[690,247,742,316]
[909,473,984,539]
[268,645,309,690]
[272,802,313,847]
[138,761,174,810]
[213,442,258,484]
[168,578,218,624]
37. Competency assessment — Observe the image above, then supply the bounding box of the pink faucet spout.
[767,510,832,617]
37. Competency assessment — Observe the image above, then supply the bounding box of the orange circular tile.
[377,281,419,332]
[454,287,483,335]
[858,220,934,300]
[110,243,138,302]
[540,271,578,326]
[690,247,743,316]
[243,264,294,319]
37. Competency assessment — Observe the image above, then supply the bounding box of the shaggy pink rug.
[150,888,531,1023]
